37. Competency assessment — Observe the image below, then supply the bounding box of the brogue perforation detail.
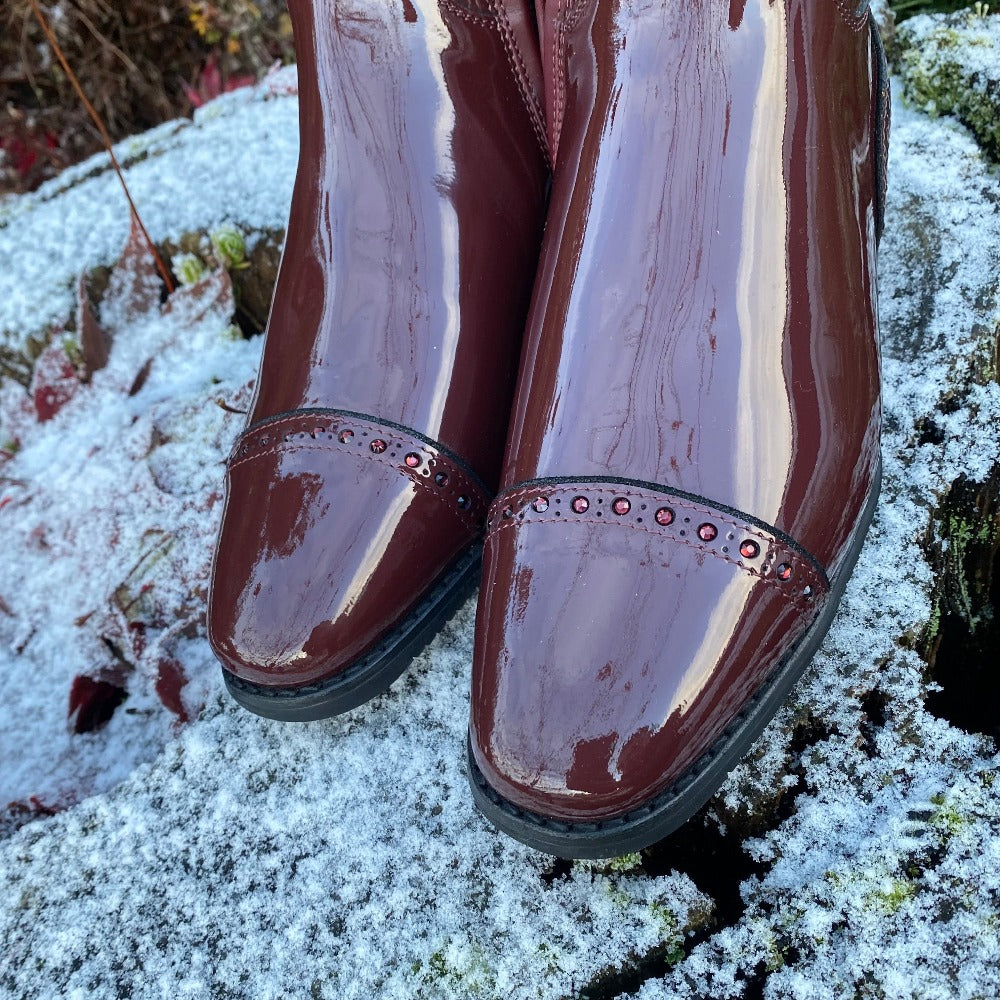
[229,411,489,531]
[488,481,828,606]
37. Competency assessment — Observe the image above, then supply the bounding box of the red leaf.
[0,136,38,177]
[225,73,257,93]
[77,273,111,380]
[68,674,128,734]
[128,357,154,397]
[163,267,233,324]
[155,656,189,723]
[102,213,162,328]
[1,796,61,838]
[201,57,222,102]
[30,342,80,422]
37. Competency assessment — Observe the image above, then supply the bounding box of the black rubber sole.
[467,466,882,859]
[223,543,482,722]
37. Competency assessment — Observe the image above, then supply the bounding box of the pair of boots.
[208,0,889,858]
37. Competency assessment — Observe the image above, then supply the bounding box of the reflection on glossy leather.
[669,571,754,717]
[472,0,883,825]
[249,0,548,482]
[733,0,791,529]
[307,5,460,439]
[210,0,549,695]
[506,0,880,568]
[474,505,820,817]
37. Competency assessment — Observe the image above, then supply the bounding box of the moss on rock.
[897,7,1000,160]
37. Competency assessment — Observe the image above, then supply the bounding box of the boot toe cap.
[209,414,485,691]
[470,484,827,824]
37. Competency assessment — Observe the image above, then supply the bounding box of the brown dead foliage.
[1,0,293,195]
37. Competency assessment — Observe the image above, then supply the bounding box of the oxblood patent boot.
[469,0,890,856]
[208,0,550,720]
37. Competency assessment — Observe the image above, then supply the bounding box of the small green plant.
[172,252,208,286]
[211,224,249,270]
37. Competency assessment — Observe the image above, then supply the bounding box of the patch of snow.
[0,70,299,355]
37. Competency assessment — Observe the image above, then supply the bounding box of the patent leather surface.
[471,0,882,821]
[251,0,548,481]
[209,0,548,690]
[211,411,489,686]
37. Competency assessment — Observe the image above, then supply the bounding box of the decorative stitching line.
[243,406,489,489]
[243,440,485,533]
[228,412,489,531]
[871,18,890,244]
[487,516,822,608]
[486,482,827,604]
[551,1,568,161]
[231,440,486,533]
[833,0,869,32]
[500,475,829,581]
[439,0,498,19]
[489,0,552,167]
[434,0,551,168]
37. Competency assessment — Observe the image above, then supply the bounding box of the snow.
[2,22,1000,1000]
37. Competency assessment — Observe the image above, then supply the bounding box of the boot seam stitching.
[487,0,552,166]
[551,0,568,159]
[439,0,495,24]
[833,0,869,32]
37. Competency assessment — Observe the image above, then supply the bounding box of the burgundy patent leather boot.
[208,0,549,720]
[468,0,890,856]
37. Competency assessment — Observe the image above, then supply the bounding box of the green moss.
[874,879,918,914]
[605,851,643,874]
[924,593,943,646]
[764,934,785,973]
[62,336,82,368]
[534,942,564,977]
[943,514,991,629]
[898,9,1000,161]
[604,884,632,909]
[417,942,493,997]
[930,791,967,834]
[649,901,679,940]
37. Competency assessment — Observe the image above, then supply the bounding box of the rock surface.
[1,16,999,1000]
